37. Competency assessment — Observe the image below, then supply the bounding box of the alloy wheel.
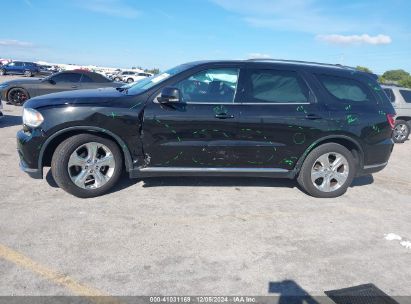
[311,152,349,192]
[67,142,116,189]
[394,123,408,142]
[9,89,28,105]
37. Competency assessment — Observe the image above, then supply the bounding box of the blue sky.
[0,0,410,74]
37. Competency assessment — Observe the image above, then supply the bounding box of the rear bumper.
[361,162,388,175]
[359,138,394,175]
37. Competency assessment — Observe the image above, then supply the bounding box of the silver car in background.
[382,85,411,143]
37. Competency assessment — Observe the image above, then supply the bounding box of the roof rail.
[246,58,357,70]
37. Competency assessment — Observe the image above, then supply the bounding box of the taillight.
[386,114,395,129]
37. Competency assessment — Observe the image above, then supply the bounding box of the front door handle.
[71,85,79,89]
[305,113,322,120]
[215,113,234,119]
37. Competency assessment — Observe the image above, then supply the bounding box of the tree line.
[356,66,411,88]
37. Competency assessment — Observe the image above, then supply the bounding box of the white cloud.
[317,34,392,45]
[0,39,34,48]
[74,0,140,19]
[247,53,271,59]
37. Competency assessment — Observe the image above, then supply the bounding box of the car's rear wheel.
[126,78,134,83]
[297,143,356,198]
[51,134,123,198]
[393,120,410,143]
[0,69,5,76]
[7,88,30,106]
[114,77,121,82]
[24,70,32,77]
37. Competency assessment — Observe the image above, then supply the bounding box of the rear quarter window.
[246,69,309,103]
[399,90,411,103]
[317,74,374,103]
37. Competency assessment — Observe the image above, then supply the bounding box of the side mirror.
[157,87,181,103]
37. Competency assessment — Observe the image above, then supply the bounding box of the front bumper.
[19,158,42,179]
[17,129,44,179]
[0,89,7,102]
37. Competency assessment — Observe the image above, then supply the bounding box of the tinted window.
[51,73,81,83]
[173,68,239,103]
[11,62,23,67]
[400,90,411,103]
[80,75,93,83]
[318,74,372,102]
[383,88,395,102]
[246,69,309,103]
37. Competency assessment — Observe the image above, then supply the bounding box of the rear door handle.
[305,113,322,120]
[215,113,234,119]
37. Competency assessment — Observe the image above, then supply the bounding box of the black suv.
[17,60,395,198]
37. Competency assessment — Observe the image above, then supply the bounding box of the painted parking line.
[0,244,120,304]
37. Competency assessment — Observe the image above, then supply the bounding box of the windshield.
[126,64,193,95]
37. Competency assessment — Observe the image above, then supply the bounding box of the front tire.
[297,143,356,198]
[24,70,32,77]
[7,87,30,106]
[393,120,410,143]
[126,78,134,83]
[0,69,5,76]
[51,134,123,198]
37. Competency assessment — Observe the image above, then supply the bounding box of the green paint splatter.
[296,105,308,114]
[346,114,358,125]
[109,112,117,119]
[281,156,298,167]
[129,101,143,109]
[213,105,228,115]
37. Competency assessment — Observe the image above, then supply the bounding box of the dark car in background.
[0,61,40,77]
[0,70,123,105]
[17,59,395,198]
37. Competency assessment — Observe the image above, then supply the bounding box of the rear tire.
[114,77,121,82]
[297,143,356,198]
[393,120,410,143]
[0,69,5,76]
[24,70,32,77]
[51,134,123,198]
[127,78,134,83]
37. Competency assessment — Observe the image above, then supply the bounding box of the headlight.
[0,83,9,89]
[23,108,44,128]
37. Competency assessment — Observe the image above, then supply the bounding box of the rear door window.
[245,69,309,103]
[51,73,82,83]
[383,88,395,102]
[400,90,411,103]
[317,74,373,102]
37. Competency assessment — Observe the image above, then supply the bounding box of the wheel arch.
[39,126,133,173]
[396,116,411,124]
[293,135,364,177]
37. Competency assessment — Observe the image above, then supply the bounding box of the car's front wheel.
[393,120,410,143]
[24,70,33,77]
[7,88,30,106]
[126,78,134,83]
[0,69,5,76]
[297,143,356,198]
[51,134,123,198]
